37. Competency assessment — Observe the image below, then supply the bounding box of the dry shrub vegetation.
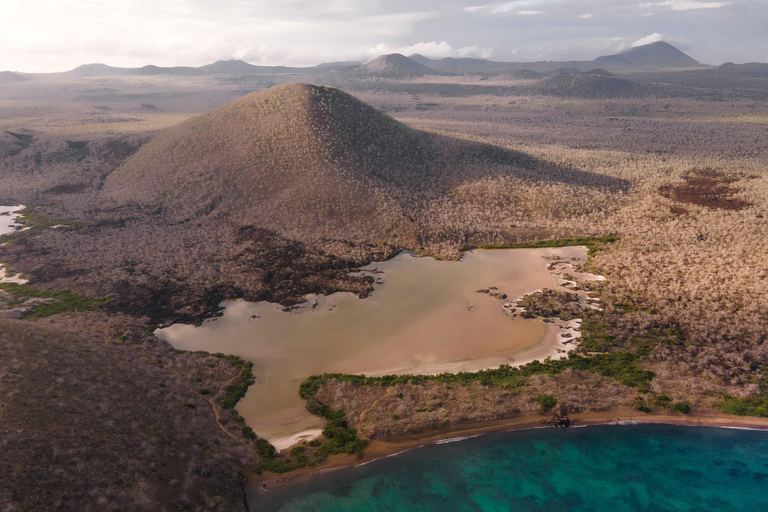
[313,371,635,439]
[1,70,768,506]
[0,313,257,511]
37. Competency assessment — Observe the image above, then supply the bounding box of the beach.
[251,407,768,498]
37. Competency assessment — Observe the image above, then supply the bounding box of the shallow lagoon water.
[158,247,585,441]
[255,424,768,512]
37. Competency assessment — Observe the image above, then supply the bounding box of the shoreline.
[0,205,29,287]
[250,407,768,497]
[164,245,592,445]
[259,248,596,446]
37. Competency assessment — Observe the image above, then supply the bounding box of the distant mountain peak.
[357,53,442,78]
[0,71,29,83]
[594,41,700,68]
[197,59,259,73]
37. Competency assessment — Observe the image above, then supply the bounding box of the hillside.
[531,73,647,98]
[408,54,505,74]
[491,69,545,81]
[355,53,443,78]
[103,83,439,239]
[0,315,256,510]
[67,63,133,76]
[103,82,621,242]
[135,64,202,75]
[0,71,28,83]
[715,62,768,76]
[594,41,701,68]
[198,59,261,73]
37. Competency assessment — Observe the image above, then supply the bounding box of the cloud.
[632,33,664,47]
[361,41,493,60]
[640,1,732,10]
[490,1,546,14]
[0,0,764,71]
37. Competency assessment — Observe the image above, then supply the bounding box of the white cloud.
[0,0,764,71]
[640,1,732,10]
[631,32,664,47]
[490,1,546,14]
[362,41,493,60]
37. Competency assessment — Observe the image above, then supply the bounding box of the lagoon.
[158,247,590,444]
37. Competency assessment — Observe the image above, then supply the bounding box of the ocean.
[255,424,768,511]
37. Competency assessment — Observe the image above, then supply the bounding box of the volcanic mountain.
[594,41,701,68]
[0,71,29,83]
[103,83,622,242]
[103,83,449,238]
[355,54,443,78]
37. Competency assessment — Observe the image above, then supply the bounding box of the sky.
[0,0,765,72]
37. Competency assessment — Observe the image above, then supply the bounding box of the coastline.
[257,248,598,448]
[162,246,592,445]
[0,205,29,286]
[250,407,768,497]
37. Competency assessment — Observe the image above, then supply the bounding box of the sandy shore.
[0,205,24,237]
[0,206,29,286]
[343,250,597,379]
[250,407,768,498]
[255,249,603,451]
[269,429,324,451]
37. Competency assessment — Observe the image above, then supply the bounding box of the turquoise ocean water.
[255,424,768,512]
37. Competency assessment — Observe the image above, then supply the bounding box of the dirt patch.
[659,170,754,211]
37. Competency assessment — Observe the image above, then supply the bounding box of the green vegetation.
[301,392,368,460]
[0,205,85,244]
[301,349,653,392]
[537,394,558,409]
[0,283,110,318]
[714,396,768,417]
[480,236,619,257]
[634,396,651,413]
[210,352,255,411]
[169,349,280,469]
[250,370,369,474]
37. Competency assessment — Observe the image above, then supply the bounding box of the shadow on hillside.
[431,133,631,192]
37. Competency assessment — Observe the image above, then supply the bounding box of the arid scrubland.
[0,313,257,511]
[304,89,768,434]
[1,68,768,504]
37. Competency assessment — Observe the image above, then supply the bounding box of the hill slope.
[356,54,443,78]
[103,83,441,238]
[594,41,701,67]
[103,82,629,250]
[0,71,29,83]
[532,73,647,98]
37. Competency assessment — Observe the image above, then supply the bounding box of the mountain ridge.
[0,43,722,77]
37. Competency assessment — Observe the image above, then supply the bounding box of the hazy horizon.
[1,0,766,74]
